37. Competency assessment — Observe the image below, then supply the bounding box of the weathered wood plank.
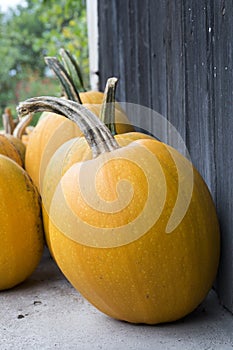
[213,0,233,312]
[97,0,233,313]
[98,0,119,90]
[148,0,168,141]
[165,0,187,153]
[182,1,216,193]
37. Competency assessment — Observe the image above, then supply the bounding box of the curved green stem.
[99,77,118,136]
[45,56,82,104]
[59,48,87,92]
[17,97,120,158]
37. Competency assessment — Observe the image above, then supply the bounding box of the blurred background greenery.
[0,0,88,127]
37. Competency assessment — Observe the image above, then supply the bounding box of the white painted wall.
[86,0,99,91]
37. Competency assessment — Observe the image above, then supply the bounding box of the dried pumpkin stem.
[2,107,16,134]
[16,96,120,158]
[13,113,33,139]
[45,56,82,103]
[99,77,118,136]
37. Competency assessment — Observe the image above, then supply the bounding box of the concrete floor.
[1,250,233,350]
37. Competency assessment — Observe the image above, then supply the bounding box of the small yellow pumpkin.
[0,155,44,290]
[4,134,26,166]
[1,113,32,166]
[17,96,220,325]
[0,134,23,167]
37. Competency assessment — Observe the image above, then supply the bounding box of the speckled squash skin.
[0,155,44,290]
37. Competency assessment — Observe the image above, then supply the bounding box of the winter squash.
[0,155,44,290]
[1,113,32,166]
[6,114,32,165]
[0,134,23,167]
[4,134,26,166]
[17,96,220,324]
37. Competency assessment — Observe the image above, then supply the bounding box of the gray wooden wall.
[97,0,233,313]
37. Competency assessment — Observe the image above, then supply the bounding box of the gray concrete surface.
[1,249,233,350]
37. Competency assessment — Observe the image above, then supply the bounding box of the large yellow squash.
[17,96,220,324]
[0,155,44,290]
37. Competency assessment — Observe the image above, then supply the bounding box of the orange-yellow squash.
[0,155,44,290]
[4,134,26,166]
[17,96,220,324]
[0,134,23,167]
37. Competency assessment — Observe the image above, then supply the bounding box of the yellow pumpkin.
[0,134,23,167]
[1,114,32,166]
[0,155,44,290]
[4,134,26,166]
[17,96,220,325]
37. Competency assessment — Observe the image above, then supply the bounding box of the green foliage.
[0,0,89,126]
[32,0,89,79]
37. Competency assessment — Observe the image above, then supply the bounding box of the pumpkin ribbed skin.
[0,155,44,290]
[0,134,23,167]
[48,139,220,324]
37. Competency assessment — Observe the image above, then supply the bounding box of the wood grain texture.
[97,0,233,313]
